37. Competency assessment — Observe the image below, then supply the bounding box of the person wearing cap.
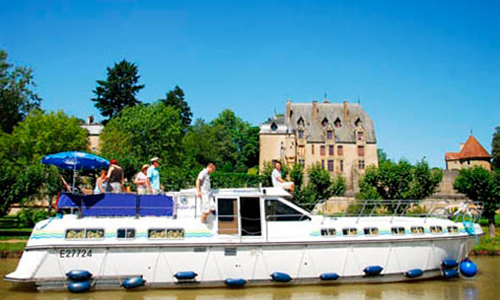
[197,162,216,223]
[133,164,150,195]
[106,159,124,193]
[147,157,163,194]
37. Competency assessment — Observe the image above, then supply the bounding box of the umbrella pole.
[72,157,76,194]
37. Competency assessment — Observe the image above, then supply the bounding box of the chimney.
[87,116,94,125]
[286,99,292,122]
[459,143,465,151]
[312,100,318,121]
[343,101,349,122]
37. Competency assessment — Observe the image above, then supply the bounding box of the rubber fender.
[224,278,247,287]
[405,269,423,278]
[319,273,340,281]
[66,270,92,281]
[363,266,383,276]
[270,272,292,282]
[67,281,91,293]
[460,258,478,277]
[174,271,197,280]
[441,260,459,269]
[443,269,459,278]
[122,276,146,289]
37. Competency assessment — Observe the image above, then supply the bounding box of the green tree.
[357,159,442,200]
[0,110,88,216]
[0,49,42,133]
[183,119,223,167]
[99,102,184,181]
[92,60,144,122]
[492,126,500,170]
[377,148,389,163]
[289,164,304,190]
[161,86,192,133]
[294,163,347,205]
[454,166,500,238]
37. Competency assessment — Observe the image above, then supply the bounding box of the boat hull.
[5,235,477,290]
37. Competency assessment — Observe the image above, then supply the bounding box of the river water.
[1,257,499,300]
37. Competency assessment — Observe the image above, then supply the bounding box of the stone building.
[445,135,491,171]
[80,116,104,153]
[259,100,378,191]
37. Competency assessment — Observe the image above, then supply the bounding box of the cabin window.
[218,198,235,222]
[65,229,85,239]
[327,130,333,140]
[265,199,310,221]
[391,227,405,235]
[321,228,336,237]
[86,229,104,239]
[411,226,424,234]
[430,226,443,234]
[364,227,379,236]
[117,228,136,239]
[148,229,166,239]
[447,226,459,234]
[343,228,358,236]
[167,229,185,239]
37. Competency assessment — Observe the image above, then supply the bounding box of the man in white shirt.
[197,162,216,223]
[271,161,295,192]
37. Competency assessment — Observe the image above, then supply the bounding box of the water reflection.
[1,257,498,300]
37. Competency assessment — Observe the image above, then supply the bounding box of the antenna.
[470,129,473,136]
[358,96,360,104]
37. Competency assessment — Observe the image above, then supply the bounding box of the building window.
[271,123,278,131]
[327,130,333,140]
[329,145,334,155]
[311,145,315,155]
[320,145,325,156]
[340,160,344,172]
[328,160,334,172]
[358,160,365,170]
[322,118,329,127]
[357,131,364,141]
[334,118,342,128]
[299,159,305,168]
[297,117,304,126]
[298,130,304,139]
[321,160,325,169]
[338,145,343,156]
[358,146,365,157]
[298,145,305,156]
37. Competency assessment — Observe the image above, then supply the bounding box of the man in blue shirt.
[147,157,163,194]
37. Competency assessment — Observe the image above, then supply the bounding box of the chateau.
[259,100,378,191]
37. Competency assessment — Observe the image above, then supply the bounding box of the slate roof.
[445,135,491,161]
[260,101,376,143]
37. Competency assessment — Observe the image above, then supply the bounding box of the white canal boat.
[4,188,483,291]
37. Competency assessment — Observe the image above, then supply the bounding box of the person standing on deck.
[271,161,294,192]
[147,157,163,194]
[106,159,124,193]
[197,162,216,223]
[134,164,150,195]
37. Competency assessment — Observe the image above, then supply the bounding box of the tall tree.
[454,166,500,238]
[357,159,443,200]
[161,86,192,132]
[0,110,88,216]
[0,49,42,133]
[92,60,144,122]
[492,126,500,170]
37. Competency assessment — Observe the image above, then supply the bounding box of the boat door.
[217,198,239,235]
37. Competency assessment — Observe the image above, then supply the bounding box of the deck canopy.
[57,193,174,217]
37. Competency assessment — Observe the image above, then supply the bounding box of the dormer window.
[334,118,342,128]
[355,118,363,127]
[270,123,278,131]
[298,130,304,139]
[321,117,329,127]
[327,130,333,140]
[297,117,305,126]
[357,131,364,141]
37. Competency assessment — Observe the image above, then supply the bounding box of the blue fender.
[320,272,340,281]
[66,270,93,281]
[174,271,197,280]
[270,272,292,282]
[460,258,478,277]
[443,269,459,279]
[363,266,383,276]
[225,278,247,287]
[122,276,146,289]
[67,281,92,293]
[441,260,459,269]
[405,269,423,278]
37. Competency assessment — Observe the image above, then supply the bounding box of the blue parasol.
[41,151,110,193]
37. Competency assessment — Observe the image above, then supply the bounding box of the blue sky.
[1,0,499,168]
